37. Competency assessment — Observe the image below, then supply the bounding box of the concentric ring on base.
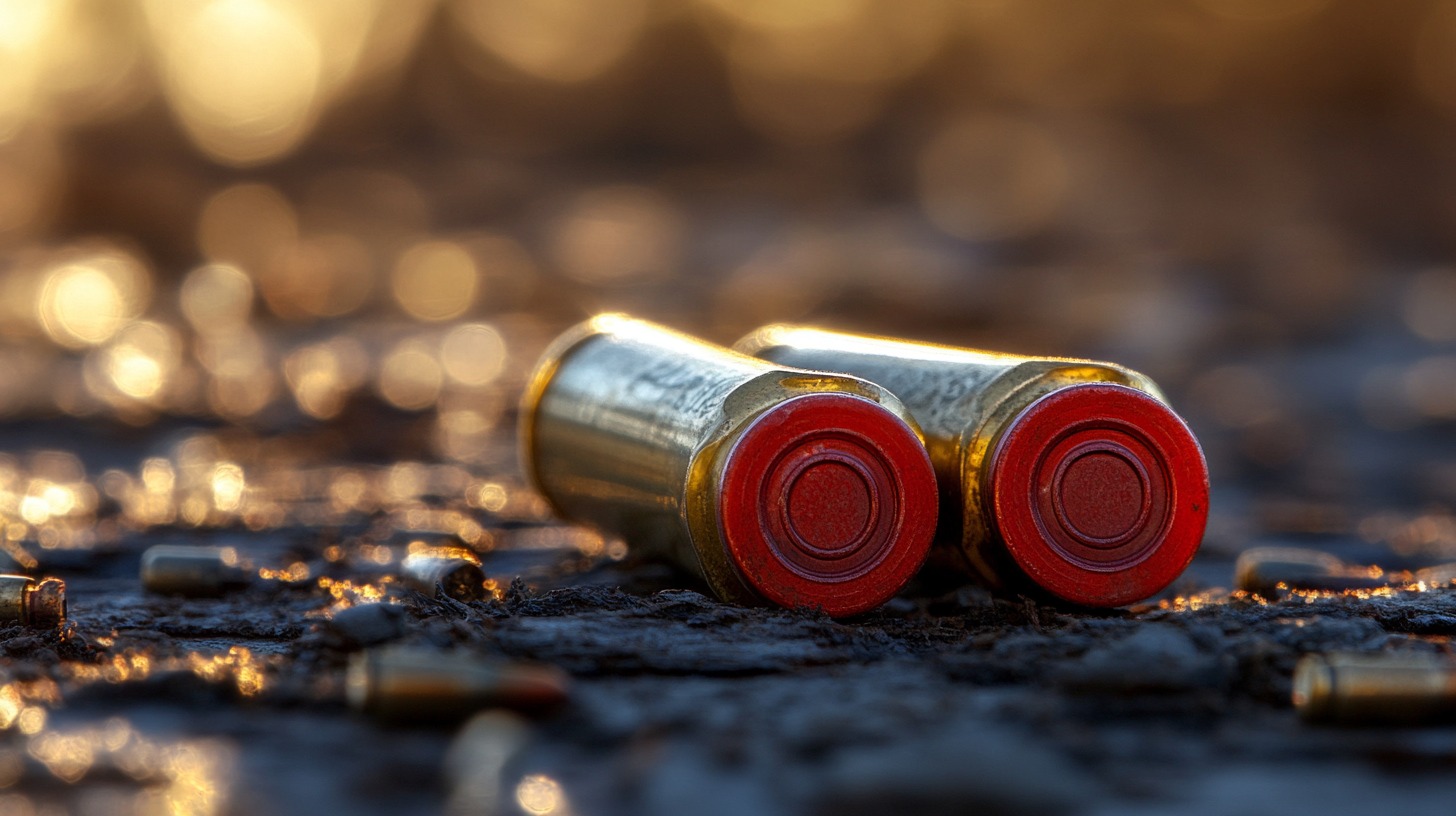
[717,392,938,617]
[988,383,1208,607]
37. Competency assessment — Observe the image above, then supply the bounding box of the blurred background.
[1,2,1456,813]
[0,0,1452,550]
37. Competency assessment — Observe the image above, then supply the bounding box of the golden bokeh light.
[146,0,323,165]
[210,462,245,512]
[42,0,148,126]
[392,241,478,322]
[39,266,124,347]
[99,320,182,402]
[450,0,649,83]
[434,400,502,462]
[180,263,255,333]
[712,0,951,143]
[515,774,570,816]
[550,186,684,285]
[440,323,507,387]
[0,1,150,136]
[9,715,236,815]
[327,0,435,96]
[917,113,1070,241]
[196,327,277,418]
[378,338,443,410]
[288,2,378,98]
[36,248,152,349]
[283,337,369,420]
[0,1,63,138]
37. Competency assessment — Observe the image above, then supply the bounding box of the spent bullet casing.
[1235,546,1391,598]
[140,545,250,597]
[736,326,1209,607]
[0,575,65,628]
[401,553,487,602]
[347,645,570,721]
[1294,652,1456,724]
[1235,546,1456,597]
[523,315,939,617]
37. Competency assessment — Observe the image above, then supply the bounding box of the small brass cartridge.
[523,315,938,617]
[0,575,65,628]
[401,552,487,602]
[140,545,251,597]
[1294,652,1456,724]
[1235,547,1390,598]
[347,645,570,721]
[736,326,1208,607]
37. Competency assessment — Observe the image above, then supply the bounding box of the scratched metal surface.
[2,2,1456,814]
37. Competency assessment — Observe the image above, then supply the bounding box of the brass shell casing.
[140,545,250,597]
[522,315,939,616]
[1234,547,1389,598]
[0,575,66,628]
[736,325,1209,607]
[400,553,487,602]
[347,646,570,722]
[1294,652,1456,724]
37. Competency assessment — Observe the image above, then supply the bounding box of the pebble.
[325,603,406,649]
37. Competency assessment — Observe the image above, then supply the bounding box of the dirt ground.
[4,291,1455,816]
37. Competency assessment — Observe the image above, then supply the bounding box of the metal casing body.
[1295,652,1456,724]
[522,315,937,615]
[0,574,65,627]
[736,325,1207,606]
[347,646,569,722]
[140,545,248,597]
[401,553,487,602]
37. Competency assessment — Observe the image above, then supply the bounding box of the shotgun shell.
[736,326,1208,607]
[1294,652,1456,724]
[1234,546,1389,598]
[140,545,251,597]
[523,314,938,617]
[0,575,66,628]
[401,552,487,602]
[347,646,570,722]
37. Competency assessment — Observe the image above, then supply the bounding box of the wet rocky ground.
[0,290,1442,816]
[2,400,1453,816]
[0,292,1454,815]
[12,520,1456,816]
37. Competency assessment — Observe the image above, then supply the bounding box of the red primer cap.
[988,383,1208,607]
[717,392,938,617]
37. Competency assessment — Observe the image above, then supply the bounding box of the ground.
[5,316,1456,816]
